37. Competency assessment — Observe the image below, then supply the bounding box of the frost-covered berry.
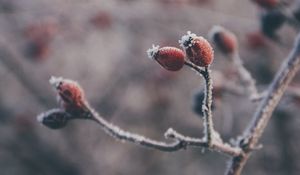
[37,108,71,129]
[147,45,185,71]
[251,0,278,9]
[49,76,86,114]
[208,26,237,55]
[179,31,214,67]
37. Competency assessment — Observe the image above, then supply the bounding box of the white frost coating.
[179,31,197,48]
[146,44,160,59]
[49,76,63,88]
[36,108,63,123]
[208,25,225,41]
[49,76,80,90]
[164,128,175,138]
[37,112,46,123]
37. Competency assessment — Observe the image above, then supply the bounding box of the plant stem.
[226,33,300,175]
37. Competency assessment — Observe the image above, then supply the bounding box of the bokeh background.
[0,0,300,174]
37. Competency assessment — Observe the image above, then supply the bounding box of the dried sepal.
[147,45,185,71]
[179,31,214,67]
[37,108,71,129]
[208,25,238,55]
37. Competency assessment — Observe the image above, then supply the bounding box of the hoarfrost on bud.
[179,31,197,48]
[147,44,160,59]
[49,76,64,89]
[37,108,71,129]
[164,128,175,138]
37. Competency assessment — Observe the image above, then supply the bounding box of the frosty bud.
[37,109,71,129]
[208,26,237,55]
[260,9,285,39]
[147,45,185,71]
[179,31,214,67]
[49,76,86,114]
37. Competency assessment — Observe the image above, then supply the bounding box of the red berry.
[179,31,214,67]
[90,11,112,30]
[251,0,278,9]
[246,31,267,49]
[209,26,237,55]
[147,45,185,71]
[49,77,86,114]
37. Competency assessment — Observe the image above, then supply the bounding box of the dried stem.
[231,52,260,100]
[62,102,242,156]
[184,61,214,146]
[201,66,214,146]
[0,38,55,108]
[226,33,300,175]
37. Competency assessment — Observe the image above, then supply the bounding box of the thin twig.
[201,67,214,146]
[226,33,300,175]
[184,61,205,74]
[231,53,260,100]
[0,38,55,108]
[184,61,214,146]
[75,102,242,156]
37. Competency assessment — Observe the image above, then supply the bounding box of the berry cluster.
[147,31,214,71]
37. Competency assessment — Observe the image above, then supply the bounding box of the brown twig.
[38,75,242,156]
[84,104,241,155]
[226,33,300,175]
[0,38,55,108]
[184,61,214,146]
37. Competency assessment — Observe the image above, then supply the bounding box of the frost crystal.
[49,76,63,89]
[146,44,160,59]
[179,31,197,48]
[37,108,63,123]
[49,76,80,90]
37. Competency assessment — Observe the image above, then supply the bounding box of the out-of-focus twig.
[232,52,260,100]
[226,33,300,175]
[0,38,55,108]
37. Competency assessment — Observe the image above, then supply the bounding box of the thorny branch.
[226,33,300,175]
[36,25,300,174]
[81,103,241,156]
[38,69,241,156]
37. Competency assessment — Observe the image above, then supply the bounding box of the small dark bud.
[293,6,300,22]
[192,90,215,117]
[37,109,71,129]
[260,9,285,39]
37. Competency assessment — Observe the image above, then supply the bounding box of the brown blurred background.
[0,0,300,174]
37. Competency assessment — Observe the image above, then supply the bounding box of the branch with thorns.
[37,28,300,175]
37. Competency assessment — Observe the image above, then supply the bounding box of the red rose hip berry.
[179,31,214,67]
[147,45,185,71]
[208,26,238,55]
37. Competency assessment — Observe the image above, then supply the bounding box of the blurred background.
[0,0,300,174]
